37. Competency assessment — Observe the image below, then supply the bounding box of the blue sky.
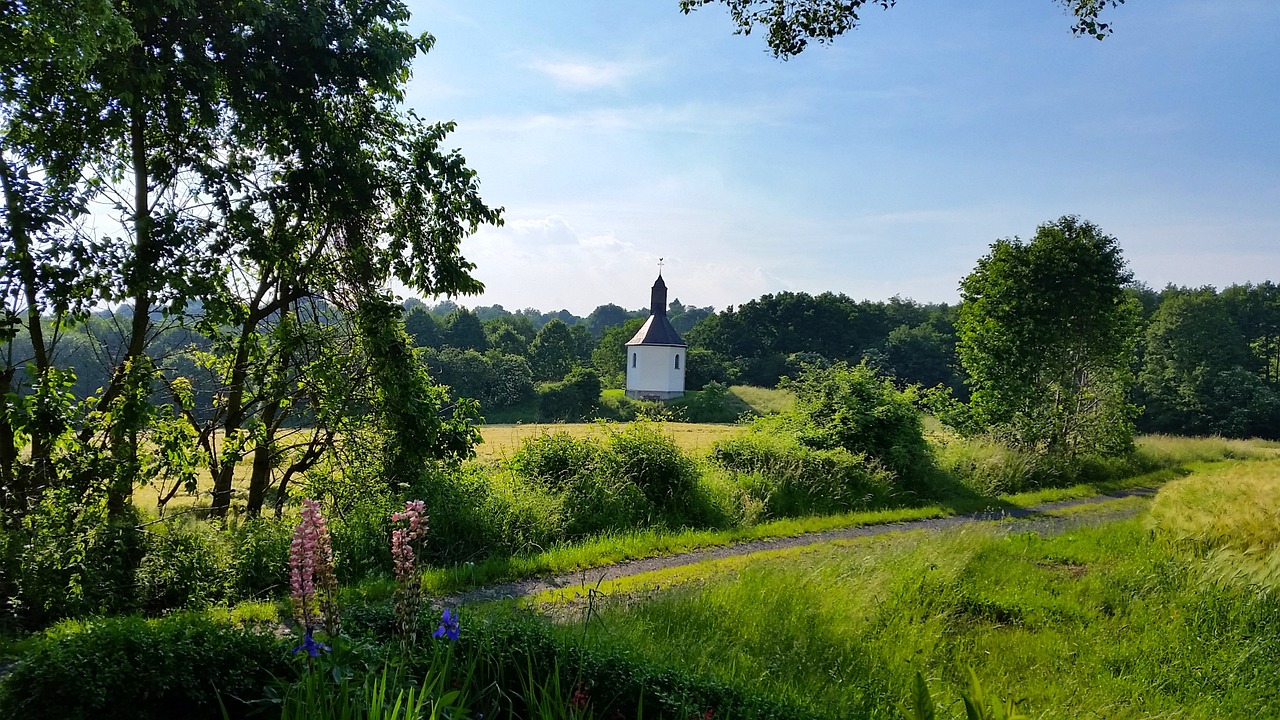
[402,1,1280,315]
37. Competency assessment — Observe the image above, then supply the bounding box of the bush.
[509,431,603,491]
[537,367,602,421]
[479,473,567,553]
[779,361,933,487]
[507,430,656,538]
[228,518,292,600]
[0,614,290,720]
[711,431,894,518]
[136,520,233,614]
[3,488,145,627]
[605,421,700,511]
[559,468,654,538]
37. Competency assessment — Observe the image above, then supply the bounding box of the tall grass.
[544,502,1280,718]
[1148,457,1280,589]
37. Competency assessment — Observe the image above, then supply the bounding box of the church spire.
[650,272,668,317]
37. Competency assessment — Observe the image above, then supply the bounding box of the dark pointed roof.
[627,274,686,347]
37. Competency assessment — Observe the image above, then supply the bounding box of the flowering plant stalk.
[391,499,428,645]
[290,498,339,637]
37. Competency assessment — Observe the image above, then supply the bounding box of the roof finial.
[657,257,664,276]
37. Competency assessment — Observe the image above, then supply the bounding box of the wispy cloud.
[529,59,642,90]
[464,101,792,136]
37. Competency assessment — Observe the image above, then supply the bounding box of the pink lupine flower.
[390,499,429,645]
[290,499,338,633]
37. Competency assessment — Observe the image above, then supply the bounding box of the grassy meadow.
[524,458,1280,719]
[475,421,740,461]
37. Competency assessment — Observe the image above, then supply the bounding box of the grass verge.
[527,483,1280,719]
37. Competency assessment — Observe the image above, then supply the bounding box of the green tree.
[1220,282,1280,386]
[1138,292,1272,437]
[443,308,489,352]
[404,306,444,348]
[778,361,931,486]
[529,318,577,381]
[484,315,535,356]
[957,216,1139,457]
[875,323,957,391]
[0,0,500,524]
[592,317,645,388]
[681,0,1126,58]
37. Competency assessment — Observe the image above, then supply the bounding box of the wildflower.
[569,685,590,711]
[433,607,460,641]
[291,627,331,658]
[290,499,338,633]
[391,500,429,583]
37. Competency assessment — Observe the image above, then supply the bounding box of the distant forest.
[16,281,1278,440]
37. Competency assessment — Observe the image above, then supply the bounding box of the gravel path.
[446,487,1157,605]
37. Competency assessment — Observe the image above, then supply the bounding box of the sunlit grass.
[473,421,742,461]
[533,486,1280,719]
[728,384,795,415]
[1148,457,1280,589]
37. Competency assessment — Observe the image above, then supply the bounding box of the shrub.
[537,367,602,421]
[779,361,933,487]
[509,431,603,491]
[559,468,654,537]
[3,488,145,627]
[507,430,655,538]
[605,421,700,511]
[711,431,894,517]
[479,473,567,553]
[228,517,292,600]
[0,614,290,720]
[135,520,233,614]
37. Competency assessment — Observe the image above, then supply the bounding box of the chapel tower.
[625,270,687,400]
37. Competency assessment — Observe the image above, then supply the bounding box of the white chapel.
[625,272,687,400]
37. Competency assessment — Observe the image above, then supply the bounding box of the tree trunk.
[245,400,280,517]
[0,365,19,521]
[105,103,154,520]
[0,158,55,496]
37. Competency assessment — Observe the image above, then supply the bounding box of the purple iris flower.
[292,627,331,658]
[433,608,460,641]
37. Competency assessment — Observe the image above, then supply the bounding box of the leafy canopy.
[956,216,1139,457]
[680,0,1126,58]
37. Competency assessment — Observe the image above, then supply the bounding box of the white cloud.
[529,59,642,90]
[455,212,779,314]
[463,100,789,136]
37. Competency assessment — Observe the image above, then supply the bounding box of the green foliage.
[3,487,145,626]
[875,322,957,391]
[509,431,604,492]
[537,368,603,422]
[1139,292,1280,438]
[604,421,701,512]
[711,430,894,517]
[135,520,233,614]
[667,381,744,423]
[680,0,1126,59]
[442,308,490,352]
[779,361,933,487]
[957,216,1140,458]
[0,614,290,720]
[227,518,293,600]
[419,347,535,411]
[506,429,655,538]
[530,319,579,381]
[591,317,644,388]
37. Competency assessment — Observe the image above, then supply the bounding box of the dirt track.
[446,487,1157,605]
